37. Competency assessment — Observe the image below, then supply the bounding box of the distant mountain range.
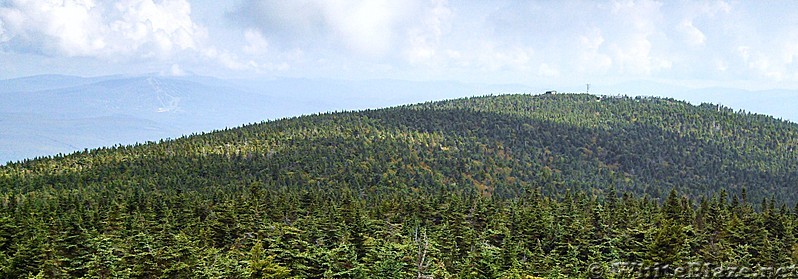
[1,75,265,164]
[0,74,535,164]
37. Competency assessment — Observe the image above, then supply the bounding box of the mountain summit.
[5,93,796,204]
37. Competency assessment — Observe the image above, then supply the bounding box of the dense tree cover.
[1,93,798,277]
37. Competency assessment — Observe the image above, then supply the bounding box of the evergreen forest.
[2,93,798,278]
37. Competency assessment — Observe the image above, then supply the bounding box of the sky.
[2,0,798,90]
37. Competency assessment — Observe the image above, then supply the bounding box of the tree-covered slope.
[4,93,796,203]
[370,93,798,203]
[1,93,798,278]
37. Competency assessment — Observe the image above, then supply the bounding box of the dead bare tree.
[415,227,433,279]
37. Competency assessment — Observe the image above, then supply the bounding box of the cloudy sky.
[2,0,798,90]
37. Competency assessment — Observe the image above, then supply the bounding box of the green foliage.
[246,241,290,279]
[1,93,797,277]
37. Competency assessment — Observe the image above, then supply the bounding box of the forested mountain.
[1,93,798,278]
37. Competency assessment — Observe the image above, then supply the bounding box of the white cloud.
[784,41,798,69]
[475,44,534,72]
[538,63,560,78]
[407,34,436,65]
[716,59,728,72]
[677,19,706,47]
[203,47,248,70]
[473,0,678,79]
[242,29,269,55]
[0,17,7,43]
[734,37,798,82]
[605,0,671,75]
[737,46,751,61]
[577,28,613,73]
[405,0,452,65]
[234,0,445,60]
[161,63,186,76]
[610,0,661,31]
[320,0,412,57]
[609,37,672,75]
[671,1,733,49]
[0,0,205,58]
[110,0,202,55]
[733,45,792,80]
